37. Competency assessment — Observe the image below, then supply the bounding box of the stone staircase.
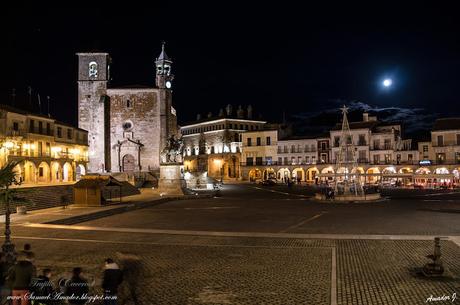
[0,185,74,215]
[111,171,159,188]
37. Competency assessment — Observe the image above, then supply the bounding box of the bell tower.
[76,52,110,173]
[155,42,177,153]
[155,42,174,89]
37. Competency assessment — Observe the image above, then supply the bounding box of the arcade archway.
[37,162,51,183]
[248,168,262,182]
[63,162,73,182]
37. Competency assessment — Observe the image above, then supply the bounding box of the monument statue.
[160,135,184,163]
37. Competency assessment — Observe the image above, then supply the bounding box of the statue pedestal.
[158,163,186,196]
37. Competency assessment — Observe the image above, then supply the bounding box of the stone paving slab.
[11,238,332,305]
[337,240,460,305]
[5,230,460,305]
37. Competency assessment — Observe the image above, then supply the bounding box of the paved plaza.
[4,184,460,304]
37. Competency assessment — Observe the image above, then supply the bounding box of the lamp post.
[2,182,16,265]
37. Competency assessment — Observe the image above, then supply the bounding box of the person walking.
[32,268,55,305]
[7,252,36,305]
[65,268,89,305]
[102,258,123,305]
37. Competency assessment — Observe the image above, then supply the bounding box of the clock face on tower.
[166,80,172,89]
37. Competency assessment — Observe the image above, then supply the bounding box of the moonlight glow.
[383,79,392,87]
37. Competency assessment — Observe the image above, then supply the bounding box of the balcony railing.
[241,159,460,167]
[5,129,25,137]
[241,160,318,166]
[7,150,88,162]
[28,127,54,136]
[278,149,317,154]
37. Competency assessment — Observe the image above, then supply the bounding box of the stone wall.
[107,89,161,172]
[77,53,109,173]
[0,185,74,215]
[77,81,107,173]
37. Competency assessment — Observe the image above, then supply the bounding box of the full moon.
[383,79,392,87]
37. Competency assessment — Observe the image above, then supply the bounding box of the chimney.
[225,104,233,116]
[196,113,201,121]
[363,112,369,122]
[218,108,225,117]
[247,105,253,119]
[237,105,244,118]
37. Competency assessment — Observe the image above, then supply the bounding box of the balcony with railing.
[28,127,54,137]
[5,129,26,137]
[6,149,88,162]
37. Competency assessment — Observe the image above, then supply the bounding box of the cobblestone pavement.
[4,184,460,304]
[11,235,332,305]
[5,230,460,305]
[78,184,460,235]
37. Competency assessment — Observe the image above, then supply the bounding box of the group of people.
[0,244,124,305]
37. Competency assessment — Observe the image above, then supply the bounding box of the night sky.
[2,4,459,130]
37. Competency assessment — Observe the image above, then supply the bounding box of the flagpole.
[47,96,50,117]
[37,94,41,113]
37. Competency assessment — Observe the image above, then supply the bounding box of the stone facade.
[0,104,88,184]
[77,45,177,175]
[240,112,460,187]
[180,106,266,180]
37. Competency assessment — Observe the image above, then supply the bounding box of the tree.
[0,161,22,264]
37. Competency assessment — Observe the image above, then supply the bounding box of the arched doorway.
[76,164,86,180]
[352,167,365,184]
[306,167,318,182]
[277,168,291,182]
[248,168,262,182]
[37,162,51,183]
[434,167,451,186]
[51,162,61,183]
[321,166,334,182]
[398,167,413,187]
[263,168,275,180]
[453,167,460,185]
[122,154,135,172]
[415,167,431,188]
[13,164,23,184]
[382,166,397,186]
[63,162,73,182]
[366,167,380,184]
[292,168,305,183]
[24,161,36,184]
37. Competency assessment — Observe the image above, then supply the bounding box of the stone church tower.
[77,43,178,174]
